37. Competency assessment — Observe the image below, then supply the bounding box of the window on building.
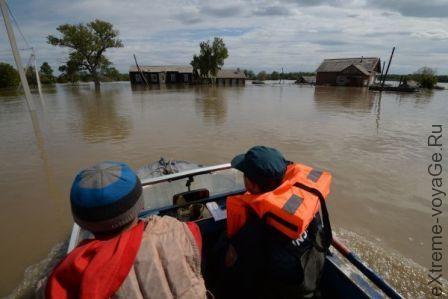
[183,74,189,82]
[135,74,142,83]
[151,74,158,83]
[171,73,177,82]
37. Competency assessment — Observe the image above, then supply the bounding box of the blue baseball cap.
[70,161,143,233]
[231,146,287,185]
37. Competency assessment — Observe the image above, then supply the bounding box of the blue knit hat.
[70,161,143,233]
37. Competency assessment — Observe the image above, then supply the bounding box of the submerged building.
[315,57,381,87]
[129,66,194,85]
[215,69,246,85]
[295,75,316,85]
[129,65,246,85]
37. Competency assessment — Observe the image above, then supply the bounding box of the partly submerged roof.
[129,65,246,78]
[316,57,380,73]
[129,65,193,73]
[216,69,246,79]
[342,64,370,76]
[298,75,316,82]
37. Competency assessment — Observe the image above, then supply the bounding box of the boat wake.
[335,228,447,298]
[6,242,67,299]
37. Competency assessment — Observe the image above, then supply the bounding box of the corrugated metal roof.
[216,69,246,79]
[129,65,193,73]
[316,57,380,73]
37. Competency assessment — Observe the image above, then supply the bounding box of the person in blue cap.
[221,146,332,299]
[40,161,206,299]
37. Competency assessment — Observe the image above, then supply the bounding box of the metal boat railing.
[140,163,232,186]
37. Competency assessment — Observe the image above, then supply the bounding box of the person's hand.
[225,244,238,267]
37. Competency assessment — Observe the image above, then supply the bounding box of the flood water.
[0,81,447,297]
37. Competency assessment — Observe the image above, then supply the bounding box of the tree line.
[243,69,447,83]
[382,74,447,83]
[243,67,445,89]
[242,70,316,81]
[0,61,129,89]
[0,19,128,89]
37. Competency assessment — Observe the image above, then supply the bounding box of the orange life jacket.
[227,163,332,239]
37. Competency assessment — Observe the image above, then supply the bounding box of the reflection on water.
[313,86,376,112]
[194,86,228,125]
[130,83,193,92]
[0,82,447,297]
[396,89,434,106]
[69,88,132,143]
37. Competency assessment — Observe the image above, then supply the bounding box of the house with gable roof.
[315,57,381,87]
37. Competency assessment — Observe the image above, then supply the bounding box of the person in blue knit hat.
[70,161,144,234]
[40,161,206,299]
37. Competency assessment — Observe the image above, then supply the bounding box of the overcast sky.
[1,0,447,74]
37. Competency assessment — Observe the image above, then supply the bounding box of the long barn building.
[129,66,194,84]
[315,57,381,87]
[129,66,246,85]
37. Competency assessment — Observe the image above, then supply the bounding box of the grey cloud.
[381,12,395,17]
[253,5,292,16]
[312,39,349,46]
[289,0,350,7]
[369,0,448,18]
[287,0,448,17]
[200,5,243,17]
[412,30,448,41]
[176,13,202,25]
[363,31,412,37]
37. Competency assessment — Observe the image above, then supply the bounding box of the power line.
[6,0,31,49]
[0,47,33,55]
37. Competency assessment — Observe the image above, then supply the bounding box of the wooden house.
[315,57,381,87]
[215,69,246,85]
[129,66,194,84]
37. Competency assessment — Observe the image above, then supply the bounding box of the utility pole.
[133,54,149,87]
[381,47,395,89]
[378,61,386,84]
[0,0,35,111]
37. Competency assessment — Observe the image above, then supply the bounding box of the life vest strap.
[265,212,299,232]
[293,182,332,252]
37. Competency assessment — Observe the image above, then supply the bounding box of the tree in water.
[0,63,20,88]
[99,60,127,81]
[270,71,280,81]
[58,60,81,84]
[40,62,55,84]
[244,69,256,80]
[25,66,38,87]
[257,71,267,81]
[47,19,123,88]
[413,67,438,89]
[191,37,228,82]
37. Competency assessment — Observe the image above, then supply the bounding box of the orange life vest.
[227,163,332,239]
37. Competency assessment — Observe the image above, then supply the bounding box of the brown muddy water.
[0,81,447,298]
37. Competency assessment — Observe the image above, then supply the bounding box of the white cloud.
[0,0,447,75]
